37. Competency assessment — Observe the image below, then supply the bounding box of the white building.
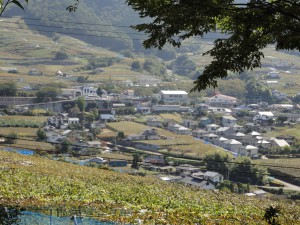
[206,124,220,133]
[221,115,237,127]
[203,171,224,183]
[270,138,290,149]
[82,85,98,97]
[61,85,98,99]
[224,139,243,154]
[242,145,259,157]
[68,118,80,125]
[160,90,188,103]
[209,93,237,107]
[253,112,275,123]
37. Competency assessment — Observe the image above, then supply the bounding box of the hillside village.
[1,82,300,197]
[0,1,299,223]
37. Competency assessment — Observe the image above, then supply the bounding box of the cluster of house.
[140,156,223,190]
[140,157,267,196]
[120,108,292,156]
[191,114,290,157]
[127,128,161,141]
[48,113,80,129]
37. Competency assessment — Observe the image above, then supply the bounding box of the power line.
[2,20,149,37]
[0,25,228,44]
[2,15,134,28]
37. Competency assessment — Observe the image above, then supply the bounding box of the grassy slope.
[0,151,299,224]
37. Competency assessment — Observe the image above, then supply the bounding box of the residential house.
[209,107,232,115]
[253,189,267,198]
[147,118,163,127]
[121,89,135,99]
[127,134,145,141]
[159,176,182,182]
[174,126,191,135]
[168,123,181,132]
[224,139,243,154]
[192,129,209,139]
[142,128,160,140]
[160,90,189,103]
[267,70,280,79]
[137,106,151,114]
[206,124,220,133]
[234,132,246,141]
[87,141,101,148]
[202,171,224,183]
[183,118,198,129]
[216,137,229,148]
[82,85,98,97]
[176,164,201,175]
[272,89,287,101]
[208,92,237,107]
[127,128,160,141]
[152,105,190,113]
[203,133,219,144]
[232,124,243,132]
[167,123,191,135]
[216,127,231,136]
[100,114,115,122]
[68,118,80,125]
[179,176,216,190]
[243,145,258,157]
[221,115,237,127]
[199,117,212,128]
[253,112,275,124]
[48,113,69,128]
[257,140,271,149]
[159,166,176,174]
[270,138,290,149]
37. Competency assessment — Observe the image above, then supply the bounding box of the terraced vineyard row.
[0,151,299,224]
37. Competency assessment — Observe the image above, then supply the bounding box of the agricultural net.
[17,211,117,225]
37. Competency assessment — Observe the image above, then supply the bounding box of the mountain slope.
[5,0,138,50]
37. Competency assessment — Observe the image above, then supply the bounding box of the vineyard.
[107,121,182,137]
[257,158,300,186]
[0,116,47,128]
[142,137,220,157]
[0,151,299,224]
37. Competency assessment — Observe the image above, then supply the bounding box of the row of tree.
[203,152,268,185]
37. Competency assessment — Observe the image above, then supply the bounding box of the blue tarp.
[17,211,117,225]
[2,148,34,156]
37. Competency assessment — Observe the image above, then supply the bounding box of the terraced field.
[0,151,299,224]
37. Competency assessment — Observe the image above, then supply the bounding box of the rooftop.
[258,112,274,116]
[161,90,188,95]
[225,139,242,145]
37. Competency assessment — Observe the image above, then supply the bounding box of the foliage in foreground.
[0,151,299,224]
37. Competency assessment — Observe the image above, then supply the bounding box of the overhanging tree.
[123,0,300,91]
